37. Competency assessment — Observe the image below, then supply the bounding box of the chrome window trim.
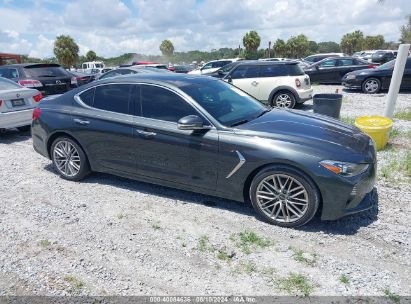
[74,82,216,130]
[226,151,246,178]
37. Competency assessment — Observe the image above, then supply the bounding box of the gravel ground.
[0,85,410,297]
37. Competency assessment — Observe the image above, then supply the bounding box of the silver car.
[0,77,42,131]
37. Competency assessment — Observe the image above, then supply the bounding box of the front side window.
[181,79,266,127]
[92,84,133,114]
[319,59,337,67]
[140,85,198,122]
[230,66,260,79]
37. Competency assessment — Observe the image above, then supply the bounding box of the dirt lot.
[0,85,410,298]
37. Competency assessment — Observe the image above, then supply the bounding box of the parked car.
[0,76,42,131]
[81,61,105,73]
[342,58,411,93]
[188,58,241,75]
[170,65,194,73]
[0,63,77,95]
[304,57,377,84]
[371,50,397,64]
[222,61,312,108]
[70,71,96,86]
[95,67,152,80]
[32,73,377,228]
[303,53,348,63]
[132,64,169,70]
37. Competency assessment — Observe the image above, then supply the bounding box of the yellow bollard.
[354,116,393,151]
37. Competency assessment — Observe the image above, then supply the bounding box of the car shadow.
[43,164,379,235]
[0,128,31,144]
[43,164,255,217]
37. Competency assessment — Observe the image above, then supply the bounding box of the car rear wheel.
[362,78,381,94]
[272,91,296,109]
[51,137,90,181]
[250,165,319,228]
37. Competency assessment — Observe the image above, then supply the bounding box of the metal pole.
[268,41,271,59]
[384,44,410,118]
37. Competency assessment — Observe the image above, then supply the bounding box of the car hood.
[235,109,374,162]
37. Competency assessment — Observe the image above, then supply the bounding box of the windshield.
[95,63,104,68]
[377,60,395,70]
[181,80,267,127]
[0,77,21,90]
[219,62,236,74]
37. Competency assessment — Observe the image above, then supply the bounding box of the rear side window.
[79,88,95,107]
[231,66,260,79]
[91,84,134,114]
[319,59,337,67]
[338,59,354,66]
[140,85,197,122]
[0,68,19,79]
[24,66,68,77]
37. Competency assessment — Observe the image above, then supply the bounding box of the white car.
[222,61,313,108]
[188,58,242,75]
[0,77,42,131]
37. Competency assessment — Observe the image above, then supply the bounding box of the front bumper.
[342,78,362,89]
[296,88,313,103]
[0,109,33,129]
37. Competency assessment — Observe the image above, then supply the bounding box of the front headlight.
[320,160,369,177]
[346,74,356,80]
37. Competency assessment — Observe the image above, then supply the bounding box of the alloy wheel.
[53,140,81,177]
[364,79,379,93]
[255,174,309,223]
[275,94,293,108]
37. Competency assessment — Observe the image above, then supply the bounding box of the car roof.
[234,60,299,66]
[0,63,62,68]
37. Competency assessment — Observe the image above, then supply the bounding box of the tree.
[340,30,364,55]
[286,34,310,58]
[363,35,385,50]
[160,39,175,57]
[273,39,287,57]
[400,15,411,44]
[308,41,319,54]
[86,50,97,61]
[317,41,341,53]
[53,35,79,68]
[242,30,261,53]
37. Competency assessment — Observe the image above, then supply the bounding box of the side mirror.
[178,115,210,130]
[315,65,320,70]
[224,75,232,83]
[217,70,224,75]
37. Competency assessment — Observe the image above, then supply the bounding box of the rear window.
[0,77,20,90]
[0,68,19,79]
[24,66,68,78]
[260,64,304,77]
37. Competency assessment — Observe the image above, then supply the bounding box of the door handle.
[74,118,90,125]
[136,129,156,139]
[251,81,259,86]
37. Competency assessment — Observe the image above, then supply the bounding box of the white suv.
[222,61,313,108]
[189,58,242,75]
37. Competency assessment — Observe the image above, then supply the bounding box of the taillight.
[368,65,376,68]
[33,93,43,102]
[295,78,301,88]
[0,100,3,107]
[18,79,43,88]
[71,77,78,85]
[32,107,42,121]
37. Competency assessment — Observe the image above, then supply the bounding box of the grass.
[151,222,161,230]
[198,235,212,252]
[340,116,356,125]
[289,247,318,267]
[277,273,314,297]
[38,239,51,248]
[231,230,273,254]
[339,274,350,285]
[380,151,411,181]
[64,275,85,291]
[117,213,125,219]
[216,250,232,262]
[383,287,401,304]
[234,261,257,274]
[393,108,411,121]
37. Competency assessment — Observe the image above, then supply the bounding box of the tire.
[271,91,296,109]
[362,78,381,94]
[249,165,320,228]
[51,137,90,181]
[17,125,31,132]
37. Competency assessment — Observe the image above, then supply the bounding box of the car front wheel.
[272,91,296,108]
[51,137,90,181]
[250,165,320,228]
[362,78,381,94]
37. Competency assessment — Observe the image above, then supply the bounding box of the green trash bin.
[313,93,343,119]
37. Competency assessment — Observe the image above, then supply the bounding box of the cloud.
[0,0,409,58]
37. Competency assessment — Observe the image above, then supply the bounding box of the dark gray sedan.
[32,74,376,227]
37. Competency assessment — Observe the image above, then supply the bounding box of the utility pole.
[268,41,272,59]
[384,44,410,118]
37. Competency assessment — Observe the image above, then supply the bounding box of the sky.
[0,0,409,58]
